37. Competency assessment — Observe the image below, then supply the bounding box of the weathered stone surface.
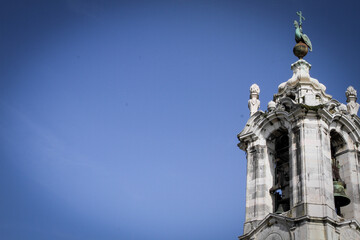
[275,59,331,106]
[339,226,360,240]
[238,60,360,239]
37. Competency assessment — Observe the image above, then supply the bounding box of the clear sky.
[1,1,360,240]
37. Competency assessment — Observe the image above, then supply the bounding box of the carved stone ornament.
[278,60,326,93]
[346,86,357,100]
[248,84,260,116]
[346,86,359,115]
[339,104,348,114]
[275,59,332,106]
[267,101,276,112]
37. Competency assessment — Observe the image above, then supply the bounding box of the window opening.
[330,131,351,216]
[270,133,290,214]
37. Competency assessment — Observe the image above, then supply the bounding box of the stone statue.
[267,101,276,112]
[248,84,260,116]
[346,86,359,115]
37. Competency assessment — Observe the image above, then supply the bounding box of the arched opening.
[330,130,351,216]
[268,129,290,214]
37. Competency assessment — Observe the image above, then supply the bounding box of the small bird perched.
[294,20,312,51]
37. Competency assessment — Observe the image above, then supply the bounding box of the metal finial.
[296,11,305,25]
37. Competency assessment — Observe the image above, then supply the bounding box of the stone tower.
[237,13,360,240]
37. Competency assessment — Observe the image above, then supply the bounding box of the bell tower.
[237,12,360,240]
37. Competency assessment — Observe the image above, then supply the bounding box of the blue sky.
[0,1,360,239]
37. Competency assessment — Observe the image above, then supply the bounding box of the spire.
[273,12,331,106]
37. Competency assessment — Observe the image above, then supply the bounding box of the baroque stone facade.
[237,59,360,240]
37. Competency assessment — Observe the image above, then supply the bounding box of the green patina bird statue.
[294,20,312,52]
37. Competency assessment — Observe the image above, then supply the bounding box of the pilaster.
[243,142,273,233]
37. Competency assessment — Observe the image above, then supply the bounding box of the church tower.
[237,12,360,240]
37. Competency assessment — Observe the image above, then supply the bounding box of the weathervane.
[293,11,312,59]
